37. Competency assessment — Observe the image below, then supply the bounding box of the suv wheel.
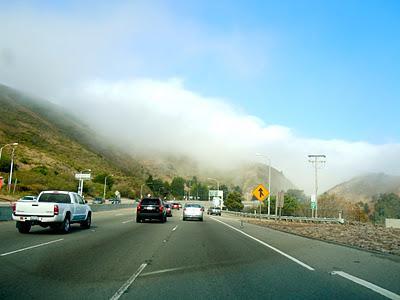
[17,221,31,234]
[136,216,142,223]
[61,216,71,233]
[81,213,91,229]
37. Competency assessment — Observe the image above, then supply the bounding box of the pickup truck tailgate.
[15,202,55,217]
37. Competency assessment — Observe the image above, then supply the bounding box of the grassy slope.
[0,84,145,197]
[327,173,400,203]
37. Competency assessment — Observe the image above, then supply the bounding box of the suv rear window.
[38,193,71,203]
[185,204,201,208]
[141,198,160,205]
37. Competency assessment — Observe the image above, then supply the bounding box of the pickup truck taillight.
[11,203,16,214]
[54,205,59,215]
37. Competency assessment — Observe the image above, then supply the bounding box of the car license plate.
[146,207,154,210]
[30,216,38,221]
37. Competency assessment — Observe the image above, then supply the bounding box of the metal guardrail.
[223,211,344,224]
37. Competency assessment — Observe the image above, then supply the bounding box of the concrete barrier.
[0,206,12,221]
[385,218,400,229]
[90,204,133,212]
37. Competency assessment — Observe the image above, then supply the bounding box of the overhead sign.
[209,190,223,199]
[75,173,91,180]
[252,184,269,202]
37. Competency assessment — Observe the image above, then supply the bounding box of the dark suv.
[136,198,167,223]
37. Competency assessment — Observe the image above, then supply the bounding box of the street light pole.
[0,143,18,161]
[7,146,17,192]
[256,153,272,216]
[140,184,145,199]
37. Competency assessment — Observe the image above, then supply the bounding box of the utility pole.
[103,175,113,200]
[308,154,326,218]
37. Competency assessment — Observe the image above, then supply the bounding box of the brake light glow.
[11,203,16,214]
[54,205,59,215]
[137,204,142,211]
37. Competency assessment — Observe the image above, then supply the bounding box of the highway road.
[0,208,399,299]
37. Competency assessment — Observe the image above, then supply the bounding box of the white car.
[12,190,92,234]
[183,203,204,221]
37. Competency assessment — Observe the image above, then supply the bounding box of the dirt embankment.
[247,219,400,256]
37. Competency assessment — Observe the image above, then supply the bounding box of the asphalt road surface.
[0,208,399,299]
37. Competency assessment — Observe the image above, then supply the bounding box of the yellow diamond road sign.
[252,184,269,202]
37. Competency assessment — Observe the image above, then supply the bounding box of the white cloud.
[65,78,400,194]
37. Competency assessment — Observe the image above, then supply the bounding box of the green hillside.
[0,84,146,198]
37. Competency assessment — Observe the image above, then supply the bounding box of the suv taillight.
[11,203,16,214]
[54,205,59,215]
[137,204,142,211]
[159,205,164,212]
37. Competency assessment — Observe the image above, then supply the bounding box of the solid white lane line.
[211,217,315,271]
[172,225,178,231]
[122,220,134,224]
[1,239,64,257]
[115,213,124,216]
[110,263,147,300]
[140,266,188,277]
[331,271,400,300]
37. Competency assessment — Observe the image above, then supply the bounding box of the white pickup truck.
[12,190,92,234]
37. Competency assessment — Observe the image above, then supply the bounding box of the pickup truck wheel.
[17,222,31,234]
[61,216,71,233]
[80,213,91,229]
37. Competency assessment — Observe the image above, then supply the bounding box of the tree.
[93,173,114,189]
[233,185,242,193]
[0,156,18,173]
[225,191,244,211]
[220,184,229,200]
[282,194,299,216]
[286,189,307,203]
[171,177,185,198]
[373,193,400,222]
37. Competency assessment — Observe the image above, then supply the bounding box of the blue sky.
[173,0,400,143]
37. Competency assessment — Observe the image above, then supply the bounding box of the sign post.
[75,173,91,196]
[252,184,269,218]
[310,194,317,218]
[277,191,285,219]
